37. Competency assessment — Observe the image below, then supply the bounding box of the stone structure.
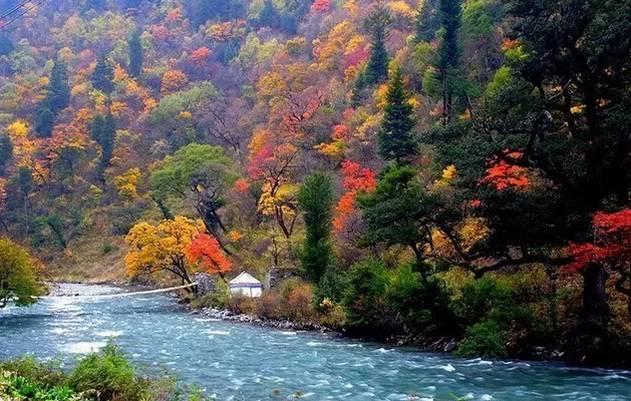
[193,272,215,295]
[265,267,302,290]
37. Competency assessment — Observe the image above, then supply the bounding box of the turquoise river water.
[1,284,630,401]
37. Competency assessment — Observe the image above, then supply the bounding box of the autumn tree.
[298,172,333,283]
[247,130,300,239]
[160,69,188,93]
[364,4,391,85]
[566,209,631,318]
[333,160,377,244]
[185,233,232,280]
[0,238,42,308]
[128,30,143,78]
[378,67,417,163]
[150,144,237,252]
[125,216,204,288]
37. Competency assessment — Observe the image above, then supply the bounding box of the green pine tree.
[438,0,462,125]
[350,69,367,107]
[90,113,116,182]
[35,59,70,137]
[415,0,440,42]
[35,107,56,138]
[364,5,391,85]
[257,0,280,29]
[298,172,334,283]
[92,54,115,94]
[0,134,12,175]
[378,68,417,162]
[128,30,143,78]
[47,60,71,114]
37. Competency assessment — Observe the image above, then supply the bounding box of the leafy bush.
[454,276,550,357]
[227,294,257,315]
[68,344,147,401]
[386,264,457,335]
[0,357,65,388]
[317,299,346,330]
[342,259,391,336]
[0,371,77,401]
[190,279,230,309]
[283,282,315,323]
[457,320,508,358]
[1,346,208,401]
[314,263,349,303]
[256,291,281,319]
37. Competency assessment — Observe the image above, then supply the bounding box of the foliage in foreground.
[0,344,201,401]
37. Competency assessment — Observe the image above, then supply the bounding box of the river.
[1,284,630,401]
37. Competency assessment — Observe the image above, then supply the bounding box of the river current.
[1,284,630,401]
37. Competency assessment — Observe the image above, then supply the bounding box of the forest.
[0,0,630,368]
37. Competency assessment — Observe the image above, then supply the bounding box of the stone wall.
[265,267,302,290]
[193,272,215,295]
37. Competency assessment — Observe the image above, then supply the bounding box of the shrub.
[68,344,147,401]
[454,276,515,326]
[454,276,551,357]
[101,243,116,255]
[190,279,230,309]
[256,291,281,319]
[314,263,348,303]
[227,294,257,315]
[386,264,457,335]
[457,320,508,358]
[342,259,391,336]
[0,346,206,401]
[317,299,346,330]
[283,282,315,323]
[0,372,77,401]
[0,357,65,388]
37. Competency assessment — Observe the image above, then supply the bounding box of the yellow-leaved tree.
[0,238,43,308]
[124,216,204,288]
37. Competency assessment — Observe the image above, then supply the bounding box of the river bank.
[188,305,570,364]
[4,283,631,400]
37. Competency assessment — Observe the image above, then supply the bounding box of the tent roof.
[229,272,262,287]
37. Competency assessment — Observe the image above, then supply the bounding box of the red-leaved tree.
[185,233,233,281]
[566,209,631,316]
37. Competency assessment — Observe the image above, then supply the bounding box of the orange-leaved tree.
[124,216,204,288]
[185,233,232,281]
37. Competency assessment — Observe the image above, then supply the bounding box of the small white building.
[229,272,262,298]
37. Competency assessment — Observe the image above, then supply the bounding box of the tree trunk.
[583,262,609,330]
[576,262,610,363]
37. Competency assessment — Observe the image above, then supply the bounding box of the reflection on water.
[1,285,630,401]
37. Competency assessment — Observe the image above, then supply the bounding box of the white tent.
[229,272,262,298]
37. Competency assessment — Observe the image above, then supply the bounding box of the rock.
[193,272,215,295]
[444,339,457,353]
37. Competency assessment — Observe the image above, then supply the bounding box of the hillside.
[0,0,630,364]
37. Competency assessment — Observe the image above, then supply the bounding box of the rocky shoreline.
[189,306,339,334]
[188,306,567,363]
